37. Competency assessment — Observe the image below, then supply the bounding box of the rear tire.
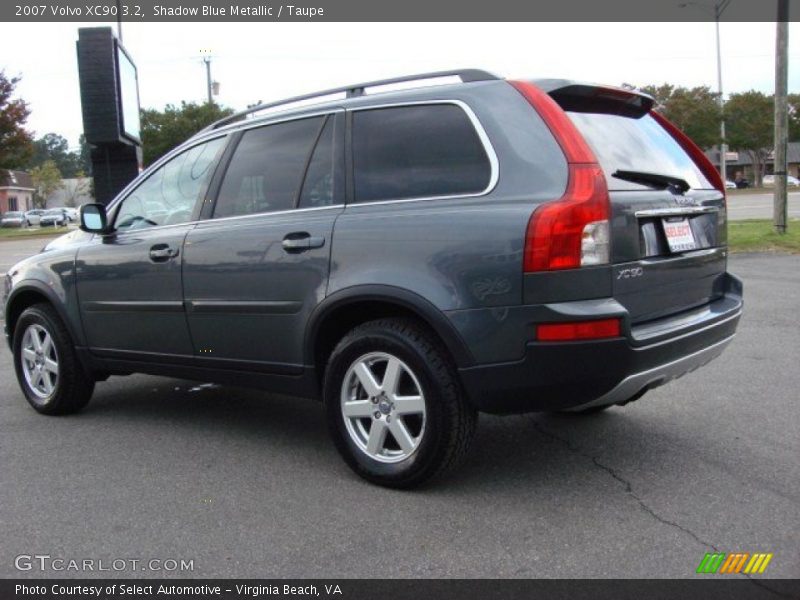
[324,318,477,488]
[12,303,94,415]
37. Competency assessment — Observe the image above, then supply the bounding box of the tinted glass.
[298,117,335,209]
[214,116,324,218]
[567,112,713,191]
[352,104,491,203]
[115,136,225,231]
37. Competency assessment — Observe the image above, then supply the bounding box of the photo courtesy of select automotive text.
[0,0,798,598]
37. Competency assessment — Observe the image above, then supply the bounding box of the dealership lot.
[0,244,798,579]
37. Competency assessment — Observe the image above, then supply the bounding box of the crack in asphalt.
[529,418,793,599]
[529,418,718,551]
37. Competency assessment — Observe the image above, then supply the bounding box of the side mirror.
[79,203,110,234]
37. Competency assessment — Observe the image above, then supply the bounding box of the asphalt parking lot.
[0,242,798,580]
[726,191,800,220]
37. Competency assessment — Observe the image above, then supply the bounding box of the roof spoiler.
[533,80,654,118]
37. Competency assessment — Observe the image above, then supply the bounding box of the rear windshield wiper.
[612,170,691,194]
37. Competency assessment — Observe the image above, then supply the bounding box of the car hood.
[42,228,93,251]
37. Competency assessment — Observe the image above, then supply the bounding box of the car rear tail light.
[509,80,611,272]
[522,164,610,270]
[536,318,621,342]
[649,109,726,196]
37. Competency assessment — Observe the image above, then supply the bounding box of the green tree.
[29,132,82,177]
[725,91,774,187]
[789,93,800,142]
[0,70,33,169]
[140,101,234,167]
[638,83,722,149]
[30,160,62,208]
[78,134,92,175]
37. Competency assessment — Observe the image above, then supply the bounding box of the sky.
[0,21,797,150]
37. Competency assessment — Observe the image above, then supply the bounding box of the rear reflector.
[536,318,621,342]
[509,80,611,272]
[650,109,726,196]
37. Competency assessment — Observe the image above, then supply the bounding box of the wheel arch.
[305,285,474,381]
[5,282,80,349]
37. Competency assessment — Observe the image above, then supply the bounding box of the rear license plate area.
[662,217,697,253]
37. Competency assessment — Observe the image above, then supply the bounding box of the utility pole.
[714,1,731,184]
[774,0,789,234]
[115,0,122,41]
[679,1,731,181]
[200,49,213,104]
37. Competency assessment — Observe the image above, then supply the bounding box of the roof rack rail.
[199,69,500,134]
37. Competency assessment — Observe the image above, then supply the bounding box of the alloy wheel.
[340,352,426,463]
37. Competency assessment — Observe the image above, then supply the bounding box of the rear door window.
[352,104,491,203]
[567,112,713,191]
[214,116,325,218]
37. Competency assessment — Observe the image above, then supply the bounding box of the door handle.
[282,233,325,252]
[149,245,179,261]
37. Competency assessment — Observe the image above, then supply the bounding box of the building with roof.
[706,142,800,182]
[0,170,35,214]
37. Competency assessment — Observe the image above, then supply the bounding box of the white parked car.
[725,180,737,189]
[24,209,45,226]
[763,174,800,187]
[63,207,78,222]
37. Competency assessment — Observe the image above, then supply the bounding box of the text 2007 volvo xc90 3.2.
[3,70,743,487]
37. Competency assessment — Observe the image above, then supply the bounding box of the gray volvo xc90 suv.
[3,70,742,487]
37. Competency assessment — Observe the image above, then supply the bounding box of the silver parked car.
[763,174,800,187]
[1,211,26,227]
[38,209,68,227]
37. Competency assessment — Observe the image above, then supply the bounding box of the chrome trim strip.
[192,204,345,228]
[186,300,303,315]
[82,301,184,313]
[567,334,736,411]
[635,206,719,218]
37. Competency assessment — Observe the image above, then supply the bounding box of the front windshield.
[44,210,63,215]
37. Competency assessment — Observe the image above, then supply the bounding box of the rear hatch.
[552,84,728,325]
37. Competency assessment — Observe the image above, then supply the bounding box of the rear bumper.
[457,272,742,414]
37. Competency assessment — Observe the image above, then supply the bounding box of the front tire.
[324,318,477,488]
[12,303,94,415]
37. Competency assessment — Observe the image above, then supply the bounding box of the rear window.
[352,104,491,203]
[567,112,713,191]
